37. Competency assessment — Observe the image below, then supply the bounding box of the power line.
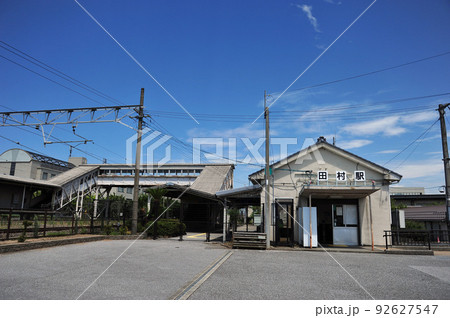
[392,122,438,170]
[284,50,450,94]
[0,41,125,106]
[0,134,47,156]
[0,104,124,162]
[271,93,450,113]
[144,103,438,123]
[73,0,199,124]
[144,92,449,120]
[0,53,105,105]
[147,119,265,167]
[383,119,439,167]
[0,105,111,162]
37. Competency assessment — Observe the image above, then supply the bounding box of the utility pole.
[438,103,450,227]
[131,88,145,235]
[264,91,271,249]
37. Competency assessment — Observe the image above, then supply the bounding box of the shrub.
[18,220,33,242]
[137,223,145,233]
[33,215,39,238]
[103,224,113,235]
[405,220,426,230]
[145,219,185,237]
[119,226,128,235]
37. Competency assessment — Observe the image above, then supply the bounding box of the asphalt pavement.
[0,239,449,300]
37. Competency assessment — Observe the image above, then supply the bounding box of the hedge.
[145,219,186,237]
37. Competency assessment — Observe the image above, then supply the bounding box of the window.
[334,205,358,227]
[9,162,16,176]
[126,188,132,194]
[118,187,124,193]
[50,174,56,178]
[42,172,48,180]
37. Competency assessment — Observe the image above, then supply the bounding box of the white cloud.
[377,149,399,154]
[401,111,436,124]
[295,4,320,33]
[338,139,373,149]
[341,116,407,136]
[395,159,443,179]
[340,110,438,138]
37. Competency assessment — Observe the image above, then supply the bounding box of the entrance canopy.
[216,184,261,207]
[299,185,380,199]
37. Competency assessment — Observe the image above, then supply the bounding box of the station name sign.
[317,170,366,181]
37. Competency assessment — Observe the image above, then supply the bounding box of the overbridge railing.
[383,230,449,250]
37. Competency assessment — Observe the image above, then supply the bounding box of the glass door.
[332,204,359,245]
[275,199,294,246]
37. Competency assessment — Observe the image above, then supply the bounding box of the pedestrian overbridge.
[51,165,100,211]
[49,163,234,216]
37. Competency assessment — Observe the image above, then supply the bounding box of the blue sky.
[0,0,449,191]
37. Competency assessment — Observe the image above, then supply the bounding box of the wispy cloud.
[338,139,373,149]
[324,0,342,4]
[342,116,406,136]
[341,110,437,137]
[395,159,443,179]
[377,149,399,154]
[402,111,436,124]
[295,4,321,33]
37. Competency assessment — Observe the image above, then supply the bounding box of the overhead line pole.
[264,91,271,249]
[438,103,450,228]
[131,88,145,235]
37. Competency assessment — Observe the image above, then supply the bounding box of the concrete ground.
[0,239,449,300]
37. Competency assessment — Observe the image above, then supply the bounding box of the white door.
[299,207,318,247]
[333,204,359,245]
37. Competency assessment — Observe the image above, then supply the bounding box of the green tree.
[145,187,168,219]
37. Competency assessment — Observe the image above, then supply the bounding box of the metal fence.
[383,230,450,250]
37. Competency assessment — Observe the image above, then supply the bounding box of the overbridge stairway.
[50,165,100,211]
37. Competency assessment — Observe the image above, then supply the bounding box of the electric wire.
[392,121,439,170]
[0,41,125,106]
[0,108,106,162]
[148,105,436,123]
[147,118,265,168]
[143,92,447,122]
[0,54,105,105]
[383,119,439,167]
[0,134,48,156]
[284,50,450,94]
